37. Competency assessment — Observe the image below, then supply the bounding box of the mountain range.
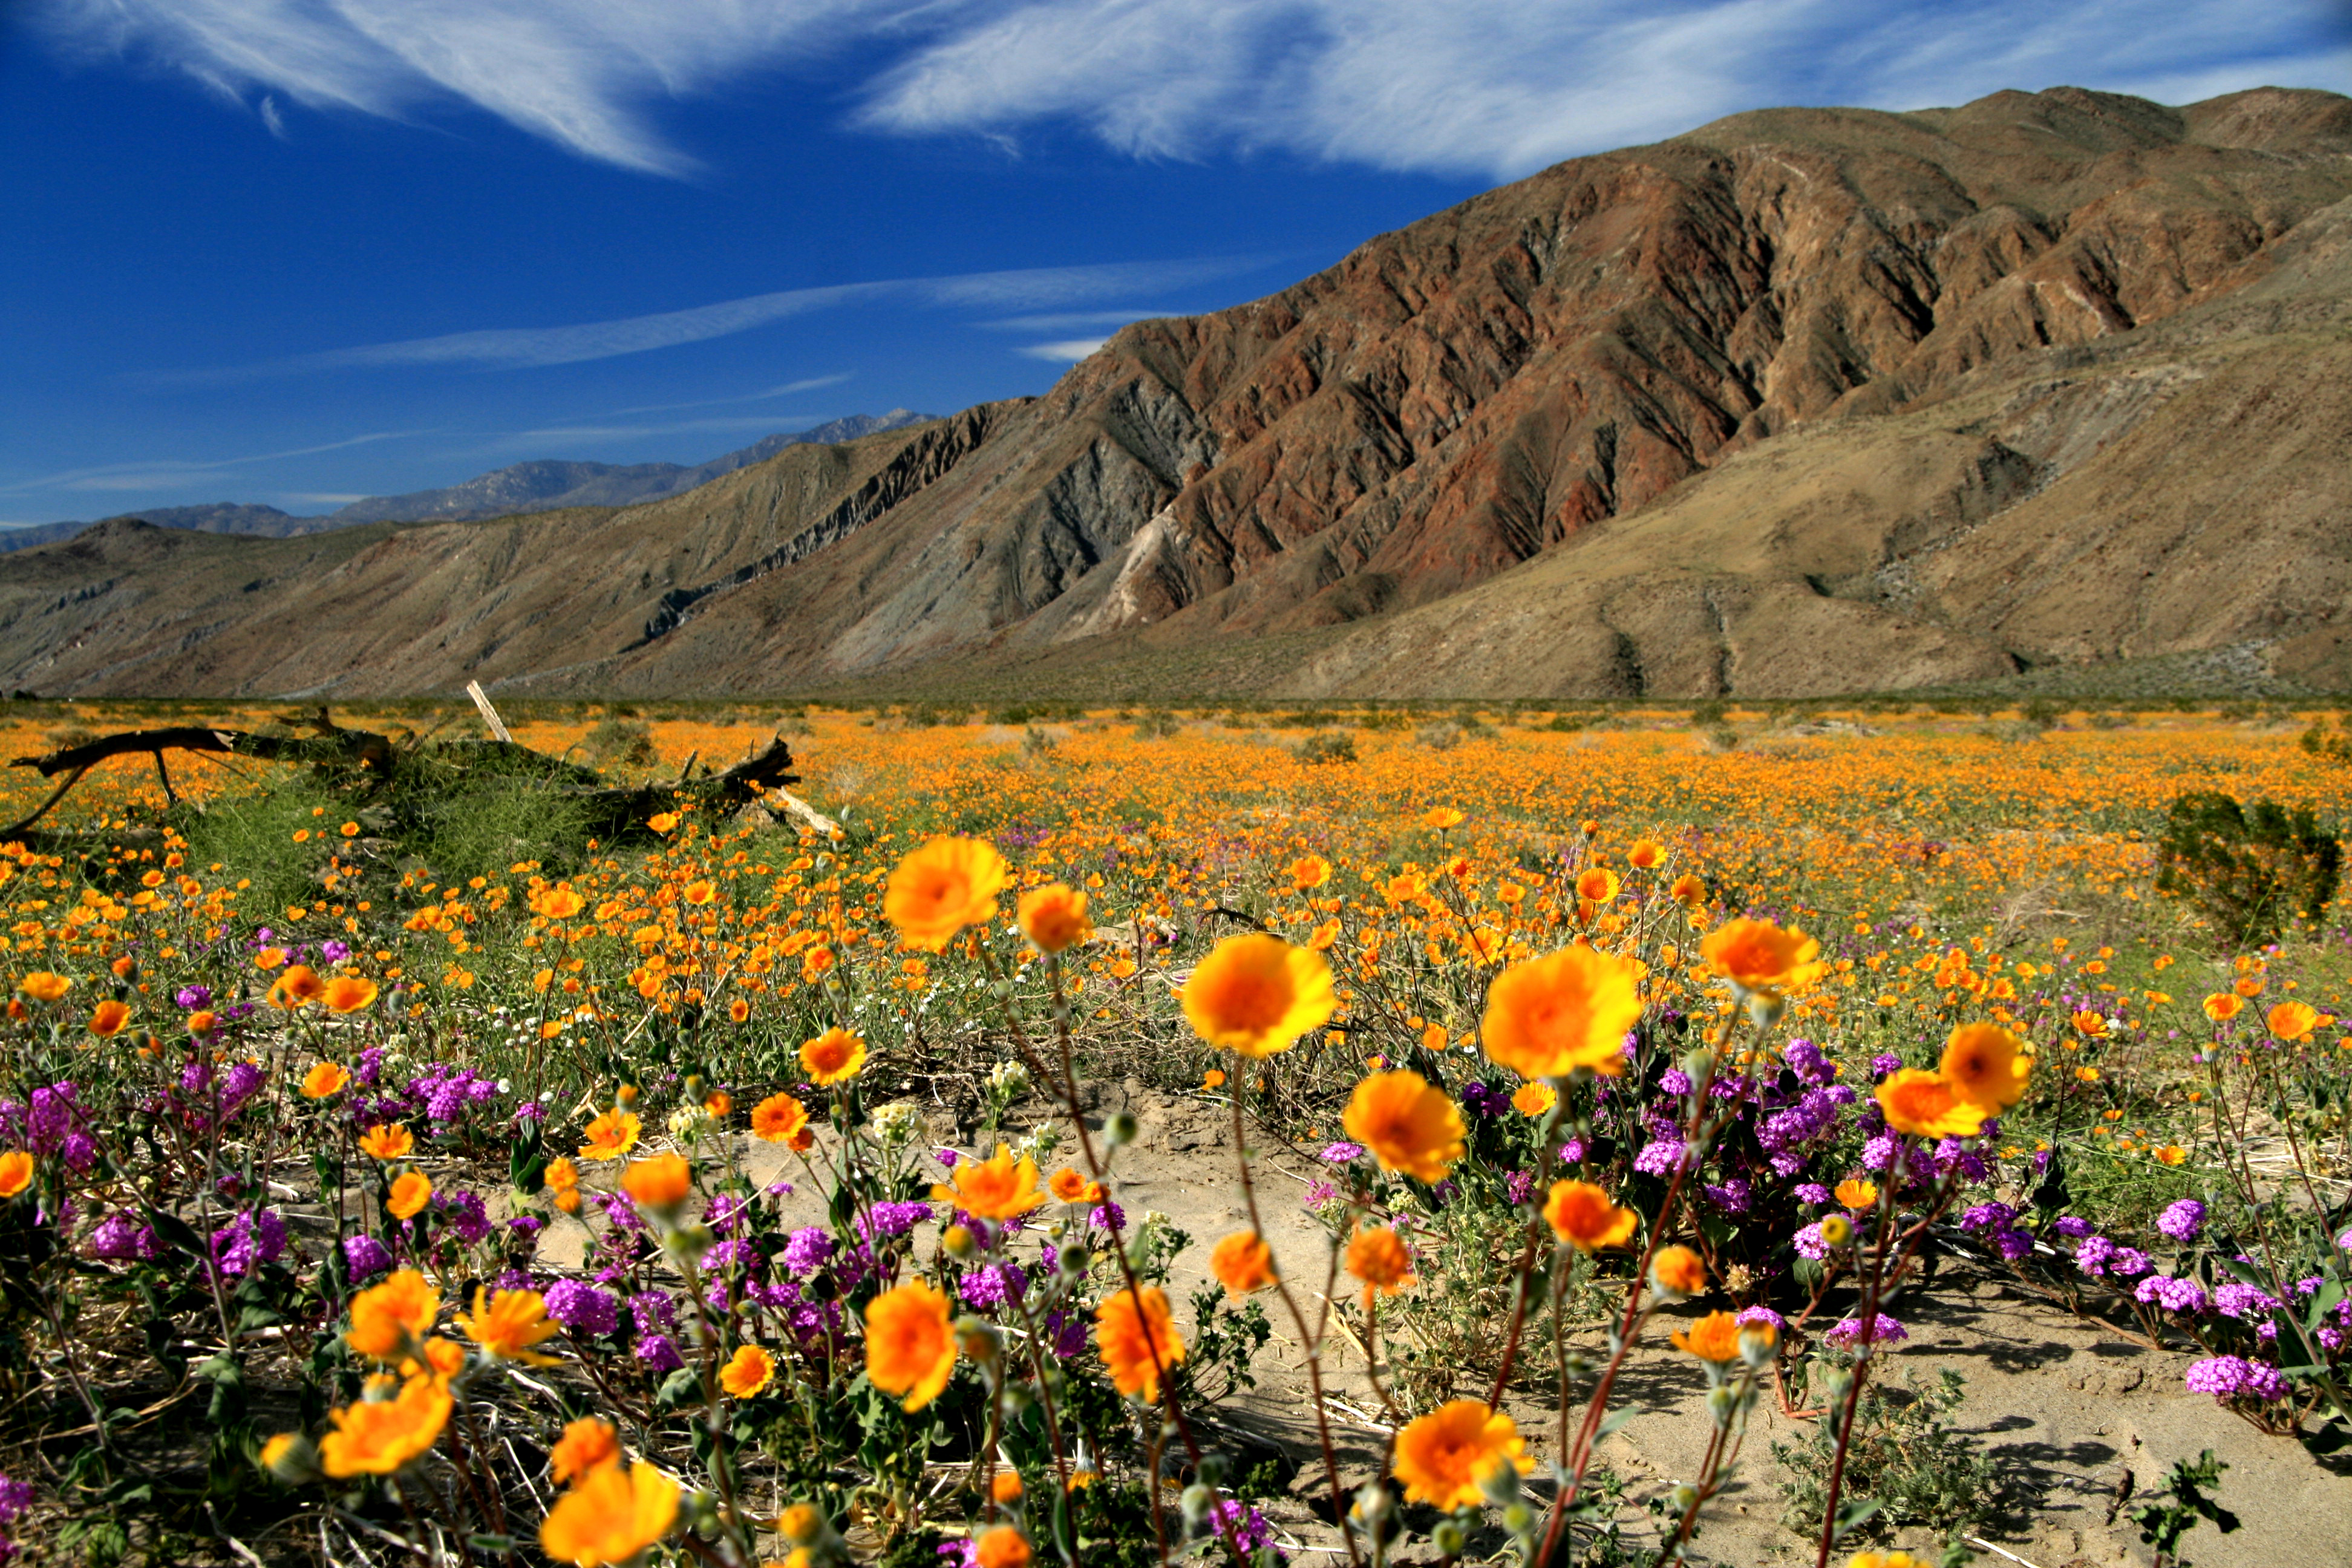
[0,411,931,552]
[6,86,2351,700]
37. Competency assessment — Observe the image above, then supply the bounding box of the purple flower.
[1319,1141,1367,1165]
[1088,1201,1126,1232]
[1632,1138,1686,1176]
[1861,1134,1898,1172]
[1658,1068,1693,1096]
[1793,1221,1832,1261]
[1459,1082,1509,1119]
[781,1226,836,1275]
[2157,1200,2206,1243]
[1736,1305,1786,1331]
[2216,1282,2281,1320]
[1993,1228,2033,1261]
[632,1292,678,1336]
[635,1334,684,1373]
[1870,1052,1903,1079]
[321,939,351,964]
[1794,1183,1832,1207]
[1704,1179,1751,1215]
[704,1238,762,1273]
[435,1191,491,1245]
[2184,1355,2250,1395]
[2244,1360,2287,1400]
[2135,1275,2208,1315]
[343,1234,393,1281]
[1961,1202,2016,1232]
[87,1211,160,1262]
[2109,1247,2154,1279]
[209,1210,287,1277]
[854,1201,933,1241]
[956,1263,1028,1311]
[1557,1138,1587,1165]
[1823,1313,1907,1349]
[2053,1216,2094,1239]
[2074,1235,2117,1275]
[1207,1499,1279,1557]
[175,985,212,1010]
[544,1279,620,1336]
[1506,1170,1536,1206]
[1301,1181,1338,1208]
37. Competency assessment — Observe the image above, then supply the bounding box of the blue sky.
[3,1,2346,526]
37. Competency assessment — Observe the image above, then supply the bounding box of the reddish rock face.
[5,85,2350,699]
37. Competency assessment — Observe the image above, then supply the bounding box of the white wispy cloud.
[32,0,2349,178]
[979,310,1171,332]
[1018,337,1112,361]
[610,374,854,416]
[0,429,431,495]
[145,256,1270,382]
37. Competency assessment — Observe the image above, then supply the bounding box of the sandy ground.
[532,1085,2352,1567]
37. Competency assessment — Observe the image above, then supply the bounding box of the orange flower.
[1669,873,1708,907]
[728,997,751,1024]
[973,1526,1031,1568]
[360,1123,415,1160]
[1094,1285,1184,1402]
[539,1462,680,1568]
[1575,867,1620,904]
[2269,1000,2319,1042]
[1423,806,1466,829]
[719,1344,776,1399]
[2203,992,2244,1022]
[1345,1226,1414,1293]
[547,1416,621,1485]
[186,1010,220,1036]
[799,1027,867,1086]
[1846,1554,1924,1568]
[579,1108,642,1161]
[1512,1080,1558,1117]
[1628,839,1665,870]
[1048,1166,1093,1203]
[255,947,287,971]
[1210,1231,1278,1298]
[1874,1068,1987,1138]
[0,1151,32,1199]
[276,965,328,1006]
[682,879,717,907]
[323,975,379,1014]
[1649,1244,1708,1298]
[991,1472,1025,1503]
[1180,933,1336,1057]
[1017,884,1093,952]
[302,1062,351,1099]
[347,1269,439,1361]
[750,1093,814,1149]
[1938,1024,2031,1113]
[1699,917,1823,998]
[88,999,131,1037]
[647,811,680,834]
[620,1152,692,1211]
[543,1155,580,1195]
[318,1376,451,1477]
[1342,1070,1465,1182]
[933,1145,1048,1221]
[536,886,586,920]
[387,1170,434,1221]
[2071,1010,2107,1039]
[1834,1178,1878,1210]
[884,836,1010,950]
[17,972,71,1003]
[1289,855,1332,890]
[457,1287,560,1365]
[1390,1400,1532,1509]
[1543,1181,1638,1252]
[1671,1310,1744,1362]
[864,1279,958,1411]
[1479,946,1643,1080]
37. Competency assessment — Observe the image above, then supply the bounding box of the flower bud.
[1106,1111,1140,1146]
[1349,1483,1393,1526]
[1819,1214,1854,1247]
[955,1315,999,1361]
[944,1224,978,1259]
[1431,1520,1467,1557]
[1746,992,1785,1029]
[1180,1485,1215,1527]
[1501,1502,1536,1538]
[1479,1456,1521,1507]
[1669,1483,1699,1512]
[1706,1384,1737,1426]
[259,1431,321,1485]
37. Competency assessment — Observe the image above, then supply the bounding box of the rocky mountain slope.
[0,411,932,551]
[4,86,2348,699]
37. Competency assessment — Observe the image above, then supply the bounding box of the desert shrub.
[1293,732,1357,765]
[2154,791,2342,949]
[1132,709,1182,739]
[582,714,657,766]
[1772,1370,2001,1541]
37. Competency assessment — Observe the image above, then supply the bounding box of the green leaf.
[1831,1498,1883,1542]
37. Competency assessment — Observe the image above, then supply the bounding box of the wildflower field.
[2,699,2349,1568]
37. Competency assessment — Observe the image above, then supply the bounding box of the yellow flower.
[1939,1024,2031,1113]
[719,1344,776,1399]
[18,972,71,1003]
[620,1152,692,1211]
[539,1462,681,1567]
[750,1092,813,1148]
[1094,1285,1184,1402]
[0,1151,32,1199]
[1341,1070,1465,1182]
[1650,1244,1708,1298]
[1668,873,1707,907]
[2071,1010,2107,1039]
[1628,839,1664,870]
[579,1108,642,1161]
[1345,1226,1414,1293]
[1846,1554,1923,1568]
[799,1027,867,1086]
[1834,1178,1878,1210]
[457,1287,560,1365]
[2269,1000,2319,1042]
[1670,1310,1744,1362]
[319,1376,451,1477]
[2203,992,2244,1022]
[1479,946,1643,1079]
[1820,1214,1854,1246]
[1699,917,1823,998]
[884,836,1010,950]
[1016,884,1092,952]
[1390,1400,1532,1509]
[360,1123,415,1160]
[302,1062,351,1099]
[548,1416,621,1484]
[1210,1231,1278,1298]
[1543,1181,1638,1252]
[864,1279,958,1411]
[1180,933,1335,1057]
[1422,806,1465,829]
[387,1170,434,1221]
[1512,1080,1558,1117]
[1874,1069,1987,1138]
[1575,867,1620,904]
[323,975,379,1014]
[347,1269,439,1361]
[932,1145,1048,1221]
